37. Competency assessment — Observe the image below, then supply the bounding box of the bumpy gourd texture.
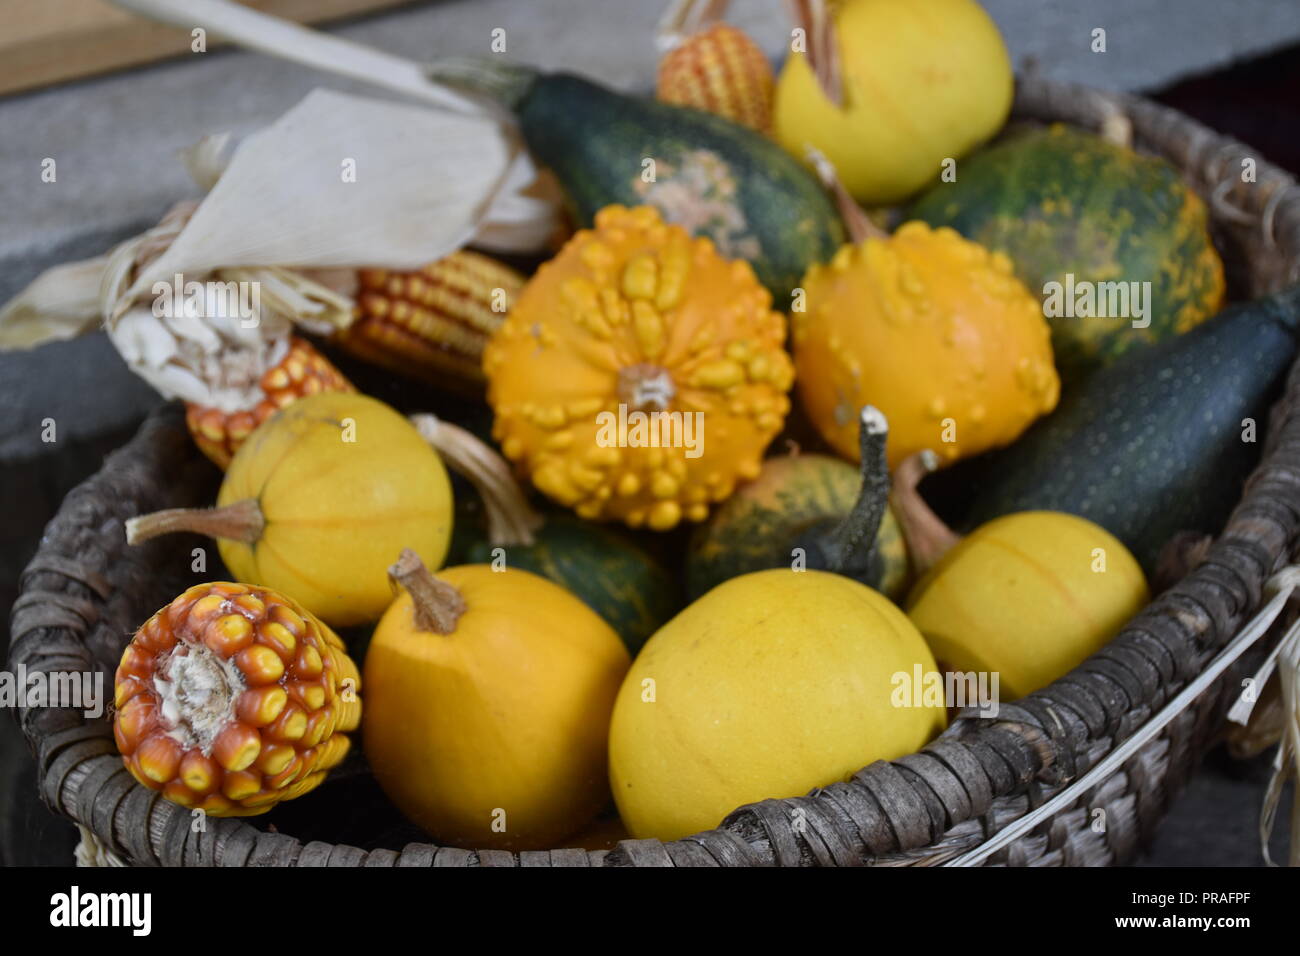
[774,0,1013,204]
[793,222,1060,469]
[217,392,453,626]
[485,204,794,530]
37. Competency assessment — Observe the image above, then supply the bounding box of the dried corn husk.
[0,88,558,411]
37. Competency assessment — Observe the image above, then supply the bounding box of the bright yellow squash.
[483,204,794,531]
[904,509,1149,699]
[126,392,453,627]
[609,568,945,841]
[364,553,630,850]
[773,0,1013,204]
[793,221,1059,470]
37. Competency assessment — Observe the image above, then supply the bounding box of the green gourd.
[687,406,910,601]
[426,61,845,301]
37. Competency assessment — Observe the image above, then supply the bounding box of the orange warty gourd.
[484,204,795,531]
[793,221,1060,469]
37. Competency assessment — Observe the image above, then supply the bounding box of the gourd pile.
[112,0,1300,850]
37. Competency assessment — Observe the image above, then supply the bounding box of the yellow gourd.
[893,454,1149,699]
[126,393,453,627]
[483,204,795,531]
[793,221,1060,469]
[773,0,1013,204]
[364,552,630,850]
[609,568,945,842]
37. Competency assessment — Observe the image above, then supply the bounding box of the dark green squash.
[427,61,845,300]
[687,406,910,601]
[432,418,678,655]
[908,124,1225,382]
[955,284,1300,573]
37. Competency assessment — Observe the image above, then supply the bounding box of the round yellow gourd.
[364,556,630,850]
[609,569,945,841]
[128,392,454,627]
[792,222,1060,469]
[906,511,1149,699]
[483,204,795,531]
[773,0,1013,204]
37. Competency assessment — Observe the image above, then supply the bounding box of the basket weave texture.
[10,75,1300,867]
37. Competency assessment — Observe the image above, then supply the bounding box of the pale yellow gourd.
[773,0,1014,204]
[609,568,945,841]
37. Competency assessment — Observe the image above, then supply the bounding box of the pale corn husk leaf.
[0,258,107,349]
[1260,626,1300,866]
[0,86,558,409]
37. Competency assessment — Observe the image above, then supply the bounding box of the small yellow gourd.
[793,220,1060,470]
[893,453,1149,699]
[609,568,945,842]
[127,393,453,627]
[773,0,1014,204]
[363,552,630,850]
[483,204,795,531]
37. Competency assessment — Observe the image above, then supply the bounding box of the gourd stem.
[389,548,466,635]
[409,414,543,548]
[805,148,888,243]
[125,499,264,546]
[890,451,962,574]
[828,405,891,570]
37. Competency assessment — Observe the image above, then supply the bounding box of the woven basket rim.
[11,73,1300,867]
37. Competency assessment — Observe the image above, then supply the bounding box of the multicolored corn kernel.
[334,250,527,393]
[185,337,353,469]
[656,23,775,133]
[113,582,361,816]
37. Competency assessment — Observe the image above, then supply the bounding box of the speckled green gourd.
[427,62,845,301]
[909,124,1225,381]
[687,407,910,601]
[960,285,1300,572]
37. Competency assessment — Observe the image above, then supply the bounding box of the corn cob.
[656,23,775,133]
[185,337,353,469]
[335,250,526,393]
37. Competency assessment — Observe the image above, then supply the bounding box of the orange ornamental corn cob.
[657,23,775,133]
[335,250,527,393]
[113,582,362,817]
[185,337,353,469]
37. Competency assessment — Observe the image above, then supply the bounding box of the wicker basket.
[11,75,1300,867]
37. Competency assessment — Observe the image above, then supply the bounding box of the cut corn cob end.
[656,22,775,133]
[185,337,353,470]
[335,250,526,394]
[113,581,362,817]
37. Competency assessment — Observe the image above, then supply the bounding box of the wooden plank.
[0,0,416,96]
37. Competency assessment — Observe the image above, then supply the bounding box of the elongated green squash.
[958,285,1300,571]
[429,61,845,300]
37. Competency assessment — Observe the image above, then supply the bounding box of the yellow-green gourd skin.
[217,392,453,627]
[774,0,1013,204]
[906,512,1149,699]
[609,569,945,842]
